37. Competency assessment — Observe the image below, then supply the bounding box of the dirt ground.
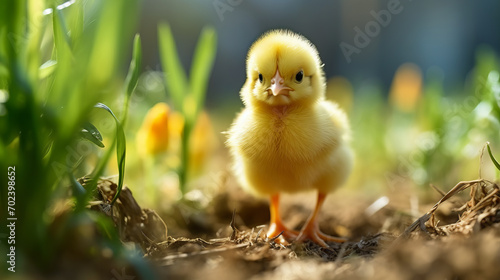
[84,174,500,280]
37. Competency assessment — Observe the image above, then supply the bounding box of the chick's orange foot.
[266,193,347,247]
[295,222,347,248]
[266,194,298,245]
[267,222,346,247]
[294,192,347,247]
[266,222,298,245]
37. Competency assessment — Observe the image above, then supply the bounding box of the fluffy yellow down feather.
[226,30,353,247]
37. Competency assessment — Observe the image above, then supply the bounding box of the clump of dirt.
[85,177,168,251]
[403,179,500,237]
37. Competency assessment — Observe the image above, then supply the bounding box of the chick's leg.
[267,194,299,244]
[296,192,347,247]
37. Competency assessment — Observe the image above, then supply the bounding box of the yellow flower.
[389,63,422,112]
[189,111,218,176]
[168,110,185,150]
[137,103,218,176]
[137,102,170,156]
[167,110,218,176]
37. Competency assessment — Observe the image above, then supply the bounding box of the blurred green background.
[137,0,500,106]
[130,0,500,196]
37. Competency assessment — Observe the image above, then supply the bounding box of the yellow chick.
[226,30,353,247]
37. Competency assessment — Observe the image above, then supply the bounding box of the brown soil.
[87,177,500,280]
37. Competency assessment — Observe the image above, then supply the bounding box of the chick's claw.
[295,223,347,248]
[266,223,299,245]
[317,231,348,243]
[295,192,347,247]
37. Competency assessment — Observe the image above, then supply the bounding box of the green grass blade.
[158,23,187,110]
[125,34,142,98]
[69,173,86,198]
[94,103,127,206]
[81,130,104,148]
[81,121,105,148]
[113,123,127,205]
[0,25,6,68]
[39,60,57,79]
[122,34,142,122]
[54,8,73,50]
[42,138,53,158]
[65,0,83,47]
[50,3,74,111]
[189,26,217,119]
[0,51,7,76]
[487,143,500,171]
[83,121,103,141]
[26,0,45,82]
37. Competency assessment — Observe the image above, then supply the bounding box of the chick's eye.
[295,70,304,83]
[258,73,263,83]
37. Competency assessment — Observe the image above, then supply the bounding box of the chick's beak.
[268,70,292,96]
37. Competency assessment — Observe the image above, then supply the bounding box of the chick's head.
[242,30,326,107]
